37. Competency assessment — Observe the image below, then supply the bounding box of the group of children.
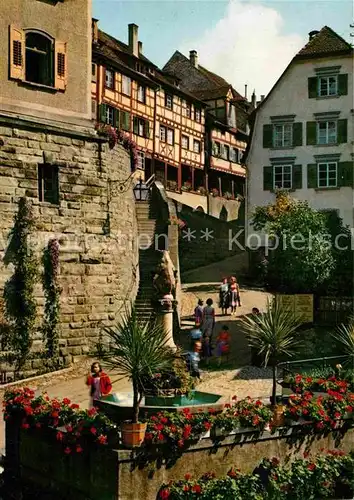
[187,297,232,378]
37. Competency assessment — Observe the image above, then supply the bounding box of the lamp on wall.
[133,179,150,201]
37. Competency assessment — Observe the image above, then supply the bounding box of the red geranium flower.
[177,439,184,448]
[65,425,73,433]
[76,445,83,453]
[56,431,64,441]
[192,484,202,494]
[183,485,189,492]
[97,434,107,445]
[64,447,71,455]
[21,422,29,429]
[159,488,170,499]
[183,424,192,439]
[160,417,168,424]
[307,463,316,471]
[184,473,192,480]
[90,426,97,435]
[62,398,71,405]
[204,421,211,431]
[70,403,80,410]
[271,457,280,466]
[88,408,97,417]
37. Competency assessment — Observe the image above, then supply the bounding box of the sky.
[92,0,353,97]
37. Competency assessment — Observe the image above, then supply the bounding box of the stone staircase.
[134,197,162,323]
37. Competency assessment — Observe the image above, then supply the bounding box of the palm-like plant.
[99,306,176,423]
[240,299,302,405]
[332,315,354,362]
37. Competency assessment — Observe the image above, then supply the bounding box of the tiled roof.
[98,30,154,65]
[296,26,352,58]
[163,51,245,101]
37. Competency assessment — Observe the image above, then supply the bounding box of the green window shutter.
[292,164,302,189]
[145,120,150,138]
[99,103,107,123]
[113,108,119,128]
[133,116,139,135]
[338,162,353,188]
[306,121,317,145]
[121,111,131,131]
[308,77,317,98]
[307,164,317,189]
[293,122,303,147]
[263,166,273,191]
[263,124,273,148]
[337,119,347,144]
[338,74,348,96]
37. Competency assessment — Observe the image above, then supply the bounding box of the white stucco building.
[246,27,353,247]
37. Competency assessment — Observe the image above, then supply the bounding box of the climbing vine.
[42,239,61,358]
[96,124,138,170]
[4,198,37,370]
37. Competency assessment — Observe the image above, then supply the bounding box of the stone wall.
[0,117,139,373]
[7,424,354,500]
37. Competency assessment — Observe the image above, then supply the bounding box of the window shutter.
[338,74,348,96]
[292,164,302,189]
[307,164,317,189]
[262,124,273,148]
[306,122,317,145]
[308,77,317,98]
[263,166,273,191]
[293,122,303,147]
[9,25,25,80]
[121,111,130,131]
[133,117,139,135]
[145,120,150,138]
[55,40,67,90]
[99,103,107,123]
[113,108,119,128]
[337,119,347,144]
[338,162,353,188]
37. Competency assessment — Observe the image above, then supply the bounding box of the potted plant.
[181,181,192,192]
[240,299,302,417]
[211,188,219,197]
[99,306,175,448]
[223,191,233,200]
[197,186,206,196]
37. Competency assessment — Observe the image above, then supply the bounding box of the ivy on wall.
[3,198,37,370]
[42,239,61,359]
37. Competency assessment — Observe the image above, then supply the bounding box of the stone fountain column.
[157,294,177,351]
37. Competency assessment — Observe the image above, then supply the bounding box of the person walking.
[219,278,230,316]
[86,361,112,408]
[194,299,204,326]
[229,277,241,316]
[216,325,231,366]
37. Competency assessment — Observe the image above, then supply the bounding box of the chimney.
[189,50,198,68]
[244,84,248,99]
[128,23,139,57]
[92,18,98,44]
[308,30,319,41]
[138,41,143,56]
[260,95,265,102]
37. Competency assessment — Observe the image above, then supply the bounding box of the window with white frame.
[137,151,145,170]
[181,135,189,149]
[318,76,337,97]
[318,162,337,188]
[165,93,173,110]
[273,123,292,148]
[160,125,166,142]
[167,128,174,145]
[193,140,201,154]
[317,121,337,145]
[194,107,201,122]
[106,106,115,126]
[137,85,145,103]
[105,69,114,89]
[273,165,292,189]
[122,75,131,96]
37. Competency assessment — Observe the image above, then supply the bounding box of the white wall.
[246,54,353,245]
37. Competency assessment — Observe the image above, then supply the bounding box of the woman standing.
[202,298,215,338]
[219,278,230,316]
[194,299,204,326]
[86,361,112,408]
[229,277,241,316]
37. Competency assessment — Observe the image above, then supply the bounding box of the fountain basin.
[94,390,224,423]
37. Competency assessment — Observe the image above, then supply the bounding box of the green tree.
[4,198,38,370]
[241,299,302,404]
[252,193,335,293]
[98,306,175,423]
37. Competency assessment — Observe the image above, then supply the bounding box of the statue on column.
[153,250,176,310]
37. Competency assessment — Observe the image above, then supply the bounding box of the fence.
[315,296,354,325]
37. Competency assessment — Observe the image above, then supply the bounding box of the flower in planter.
[210,188,219,197]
